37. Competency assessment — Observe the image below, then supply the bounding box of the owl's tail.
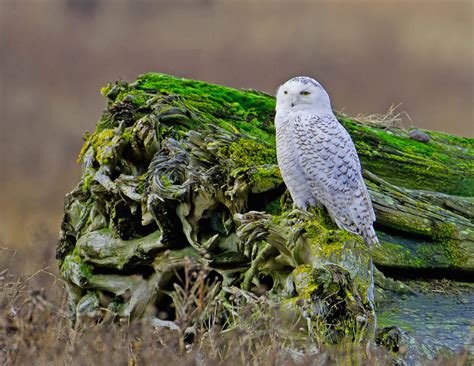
[361,225,380,248]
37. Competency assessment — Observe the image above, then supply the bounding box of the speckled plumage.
[275,76,379,246]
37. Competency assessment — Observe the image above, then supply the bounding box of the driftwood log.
[57,73,473,347]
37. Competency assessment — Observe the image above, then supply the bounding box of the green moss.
[433,222,467,268]
[373,241,416,267]
[373,236,451,269]
[288,262,375,343]
[60,248,94,287]
[77,125,136,173]
[136,73,275,118]
[377,311,413,331]
[77,137,92,164]
[115,89,149,107]
[101,79,153,108]
[319,231,361,258]
[248,165,282,193]
[92,129,116,165]
[121,129,133,143]
[77,128,115,165]
[134,73,276,144]
[217,138,276,171]
[89,73,473,196]
[100,80,127,100]
[136,176,146,194]
[161,175,172,188]
[291,264,319,299]
[264,197,282,215]
[340,118,474,196]
[302,209,354,249]
[82,173,94,192]
[373,227,468,270]
[285,209,358,266]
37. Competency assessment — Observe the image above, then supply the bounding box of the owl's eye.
[300,91,310,96]
[284,91,288,95]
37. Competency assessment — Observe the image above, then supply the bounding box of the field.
[0,1,472,365]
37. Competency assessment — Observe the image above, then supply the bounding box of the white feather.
[275,76,379,246]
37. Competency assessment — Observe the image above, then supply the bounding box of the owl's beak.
[290,97,297,107]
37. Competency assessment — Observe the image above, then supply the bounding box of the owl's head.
[276,76,332,114]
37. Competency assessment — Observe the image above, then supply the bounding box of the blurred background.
[0,0,472,272]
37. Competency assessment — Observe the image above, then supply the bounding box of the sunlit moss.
[217,138,276,170]
[134,73,276,143]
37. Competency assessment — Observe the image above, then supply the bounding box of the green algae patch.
[377,309,413,331]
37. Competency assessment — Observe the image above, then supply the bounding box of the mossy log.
[58,73,473,344]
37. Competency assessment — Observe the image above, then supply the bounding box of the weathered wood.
[365,172,474,272]
[342,119,474,197]
[58,73,473,344]
[77,229,166,269]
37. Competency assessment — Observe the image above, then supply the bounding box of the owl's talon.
[287,208,313,222]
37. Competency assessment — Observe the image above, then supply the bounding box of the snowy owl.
[275,76,379,246]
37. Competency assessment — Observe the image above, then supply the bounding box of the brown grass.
[351,104,412,130]
[0,246,469,366]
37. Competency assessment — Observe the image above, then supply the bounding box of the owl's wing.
[293,114,376,236]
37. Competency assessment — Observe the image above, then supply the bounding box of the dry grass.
[336,104,412,130]
[354,104,410,129]
[0,247,372,365]
[1,246,469,366]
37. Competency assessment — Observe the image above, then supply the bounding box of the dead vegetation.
[2,248,469,366]
[345,104,411,130]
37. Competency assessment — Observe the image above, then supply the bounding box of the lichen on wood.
[58,73,473,353]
